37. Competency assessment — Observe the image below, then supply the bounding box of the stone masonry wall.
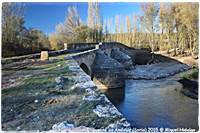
[51,56,131,131]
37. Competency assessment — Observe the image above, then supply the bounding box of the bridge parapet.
[71,48,99,78]
[99,42,132,51]
[67,42,97,50]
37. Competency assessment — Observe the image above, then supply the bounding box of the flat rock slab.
[127,62,190,79]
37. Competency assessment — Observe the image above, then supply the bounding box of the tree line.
[2,3,50,57]
[2,2,199,57]
[105,3,198,56]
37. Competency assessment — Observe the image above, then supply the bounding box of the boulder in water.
[178,78,198,99]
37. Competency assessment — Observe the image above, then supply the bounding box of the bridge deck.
[1,55,129,131]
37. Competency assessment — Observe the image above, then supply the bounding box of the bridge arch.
[80,63,91,76]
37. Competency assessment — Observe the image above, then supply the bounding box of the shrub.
[183,69,198,80]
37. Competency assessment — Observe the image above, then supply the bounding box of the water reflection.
[103,79,198,130]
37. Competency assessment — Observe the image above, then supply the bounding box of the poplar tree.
[55,6,82,43]
[120,16,124,43]
[178,3,198,55]
[140,3,159,54]
[133,14,138,47]
[126,16,131,46]
[107,18,112,41]
[115,15,120,42]
[87,2,102,42]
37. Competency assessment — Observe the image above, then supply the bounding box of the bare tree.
[132,14,138,47]
[115,15,120,42]
[126,15,131,46]
[140,3,159,54]
[87,2,102,42]
[2,3,25,44]
[120,16,124,43]
[55,6,82,43]
[107,18,112,41]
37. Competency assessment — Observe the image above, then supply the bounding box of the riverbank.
[154,52,198,67]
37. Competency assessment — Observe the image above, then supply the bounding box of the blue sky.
[24,2,142,35]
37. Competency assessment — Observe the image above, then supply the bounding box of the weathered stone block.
[40,51,49,61]
[64,43,68,50]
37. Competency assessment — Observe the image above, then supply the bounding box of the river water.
[103,79,198,130]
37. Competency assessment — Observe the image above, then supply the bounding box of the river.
[102,78,198,130]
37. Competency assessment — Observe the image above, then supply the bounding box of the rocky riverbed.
[127,61,190,80]
[1,55,130,131]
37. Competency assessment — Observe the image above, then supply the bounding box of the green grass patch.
[2,59,76,96]
[25,60,67,71]
[182,69,198,80]
[2,76,55,96]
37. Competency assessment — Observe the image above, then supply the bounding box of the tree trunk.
[189,32,192,55]
[174,37,178,56]
[151,33,154,54]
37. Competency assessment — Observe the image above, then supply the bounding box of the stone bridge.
[71,42,152,89]
[1,41,152,89]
